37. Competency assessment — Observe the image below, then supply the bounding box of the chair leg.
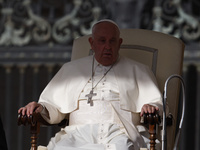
[149,124,156,150]
[30,122,40,150]
[142,112,160,150]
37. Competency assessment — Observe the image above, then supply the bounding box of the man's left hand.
[140,104,159,117]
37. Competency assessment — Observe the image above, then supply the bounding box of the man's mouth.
[103,53,112,57]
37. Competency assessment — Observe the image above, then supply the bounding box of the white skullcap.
[92,19,120,31]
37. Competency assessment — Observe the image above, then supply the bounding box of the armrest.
[18,112,49,126]
[18,112,68,150]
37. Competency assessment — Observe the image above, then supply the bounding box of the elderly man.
[18,19,162,150]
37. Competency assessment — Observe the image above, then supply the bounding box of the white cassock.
[38,55,163,150]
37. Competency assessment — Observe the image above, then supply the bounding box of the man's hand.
[140,104,159,117]
[18,101,43,116]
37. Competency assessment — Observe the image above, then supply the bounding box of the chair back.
[71,28,185,150]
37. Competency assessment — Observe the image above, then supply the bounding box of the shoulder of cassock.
[113,56,162,113]
[39,55,162,113]
[38,56,93,113]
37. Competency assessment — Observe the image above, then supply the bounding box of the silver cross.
[85,90,97,106]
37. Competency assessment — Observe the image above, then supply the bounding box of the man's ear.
[119,38,123,45]
[118,38,123,48]
[88,37,93,48]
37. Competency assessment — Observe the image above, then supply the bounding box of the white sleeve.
[39,102,66,124]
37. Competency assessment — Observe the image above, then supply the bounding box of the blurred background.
[0,0,199,150]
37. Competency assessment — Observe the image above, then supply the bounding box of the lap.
[47,123,135,150]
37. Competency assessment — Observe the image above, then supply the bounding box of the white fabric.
[47,123,135,150]
[38,55,163,149]
[68,100,123,127]
[79,60,119,101]
[39,55,162,114]
[47,100,135,150]
[40,100,138,150]
[42,71,140,149]
[73,63,146,149]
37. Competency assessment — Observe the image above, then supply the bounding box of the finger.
[140,109,144,116]
[140,106,147,116]
[22,107,27,116]
[25,102,35,116]
[147,106,152,113]
[30,105,36,115]
[18,108,23,114]
[152,106,159,113]
[27,105,35,116]
[143,105,148,113]
[26,108,30,116]
[151,107,155,113]
[26,105,33,116]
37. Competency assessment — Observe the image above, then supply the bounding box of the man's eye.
[99,40,105,43]
[110,39,116,43]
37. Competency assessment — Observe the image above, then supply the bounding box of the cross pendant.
[85,90,97,106]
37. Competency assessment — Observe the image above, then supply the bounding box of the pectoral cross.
[85,90,97,106]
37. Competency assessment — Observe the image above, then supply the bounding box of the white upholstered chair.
[71,28,185,150]
[18,29,185,150]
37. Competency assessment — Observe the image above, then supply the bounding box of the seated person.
[18,19,162,150]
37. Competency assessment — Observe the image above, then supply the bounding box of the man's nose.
[105,42,111,50]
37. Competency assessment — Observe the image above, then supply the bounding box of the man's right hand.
[18,101,43,117]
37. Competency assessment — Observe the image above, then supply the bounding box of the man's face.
[89,22,123,66]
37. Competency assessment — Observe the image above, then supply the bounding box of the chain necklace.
[85,55,116,106]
